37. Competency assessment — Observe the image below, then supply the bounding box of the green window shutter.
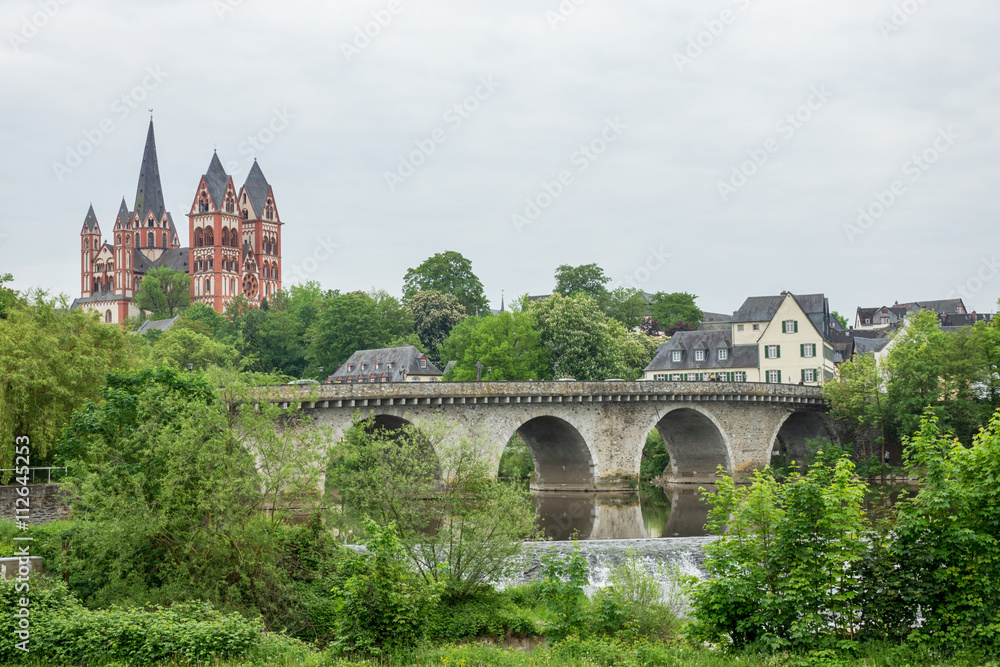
[778,371,782,383]
[794,321,799,333]
[776,345,781,359]
[801,369,805,382]
[800,343,805,357]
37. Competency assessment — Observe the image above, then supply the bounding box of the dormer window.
[419,359,427,369]
[717,348,728,361]
[671,351,682,363]
[361,362,367,371]
[347,363,352,372]
[694,350,706,362]
[376,362,381,370]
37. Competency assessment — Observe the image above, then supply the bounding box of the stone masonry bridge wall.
[264,381,830,492]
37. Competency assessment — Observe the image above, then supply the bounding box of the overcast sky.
[2,0,998,316]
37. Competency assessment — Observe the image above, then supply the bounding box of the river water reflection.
[533,482,916,541]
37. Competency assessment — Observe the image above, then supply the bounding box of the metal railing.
[0,467,68,484]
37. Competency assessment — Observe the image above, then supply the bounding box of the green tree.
[649,292,702,332]
[888,409,1000,649]
[0,273,22,319]
[134,267,192,318]
[823,353,887,465]
[605,286,649,330]
[440,311,548,381]
[553,263,610,300]
[57,366,332,612]
[329,416,538,598]
[831,310,849,329]
[0,294,132,468]
[688,459,868,650]
[407,290,466,362]
[150,326,240,371]
[306,291,413,373]
[402,251,489,316]
[529,292,627,381]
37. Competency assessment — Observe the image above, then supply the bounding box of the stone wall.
[0,484,71,525]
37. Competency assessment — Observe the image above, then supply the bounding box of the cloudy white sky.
[1,0,998,316]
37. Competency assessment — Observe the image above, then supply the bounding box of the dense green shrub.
[427,586,538,641]
[687,457,868,651]
[639,430,670,482]
[498,434,535,481]
[537,543,591,641]
[0,576,259,664]
[330,520,441,657]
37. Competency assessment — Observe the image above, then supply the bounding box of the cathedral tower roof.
[81,204,99,233]
[116,198,130,227]
[134,120,167,221]
[242,159,271,216]
[203,152,231,208]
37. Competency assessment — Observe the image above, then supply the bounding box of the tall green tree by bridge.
[402,251,489,316]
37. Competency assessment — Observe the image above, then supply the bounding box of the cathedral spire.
[81,204,99,233]
[134,119,166,220]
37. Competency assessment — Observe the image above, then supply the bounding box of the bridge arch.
[513,415,596,491]
[649,406,732,483]
[769,411,835,467]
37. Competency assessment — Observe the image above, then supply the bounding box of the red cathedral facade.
[72,120,283,324]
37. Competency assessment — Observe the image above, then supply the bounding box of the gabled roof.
[854,337,890,356]
[135,315,180,335]
[645,329,758,372]
[134,120,167,220]
[898,299,966,315]
[331,345,442,382]
[733,296,784,322]
[132,247,190,275]
[242,160,271,218]
[82,204,99,233]
[203,152,231,209]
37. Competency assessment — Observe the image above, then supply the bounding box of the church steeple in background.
[134,119,166,220]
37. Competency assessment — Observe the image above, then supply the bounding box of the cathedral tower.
[187,153,242,311]
[238,160,282,303]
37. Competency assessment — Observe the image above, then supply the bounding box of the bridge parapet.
[266,380,826,410]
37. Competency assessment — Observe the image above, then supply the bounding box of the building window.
[767,370,781,383]
[801,343,815,358]
[734,371,746,382]
[881,316,889,324]
[105,310,112,323]
[718,348,728,361]
[765,345,780,359]
[695,350,705,362]
[161,235,166,249]
[147,231,154,247]
[361,362,366,371]
[865,318,871,324]
[783,320,798,334]
[420,359,427,369]
[752,324,760,331]
[737,324,744,332]
[672,373,682,381]
[802,368,816,383]
[671,350,682,363]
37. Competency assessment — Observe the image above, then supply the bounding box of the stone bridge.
[269,381,832,492]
